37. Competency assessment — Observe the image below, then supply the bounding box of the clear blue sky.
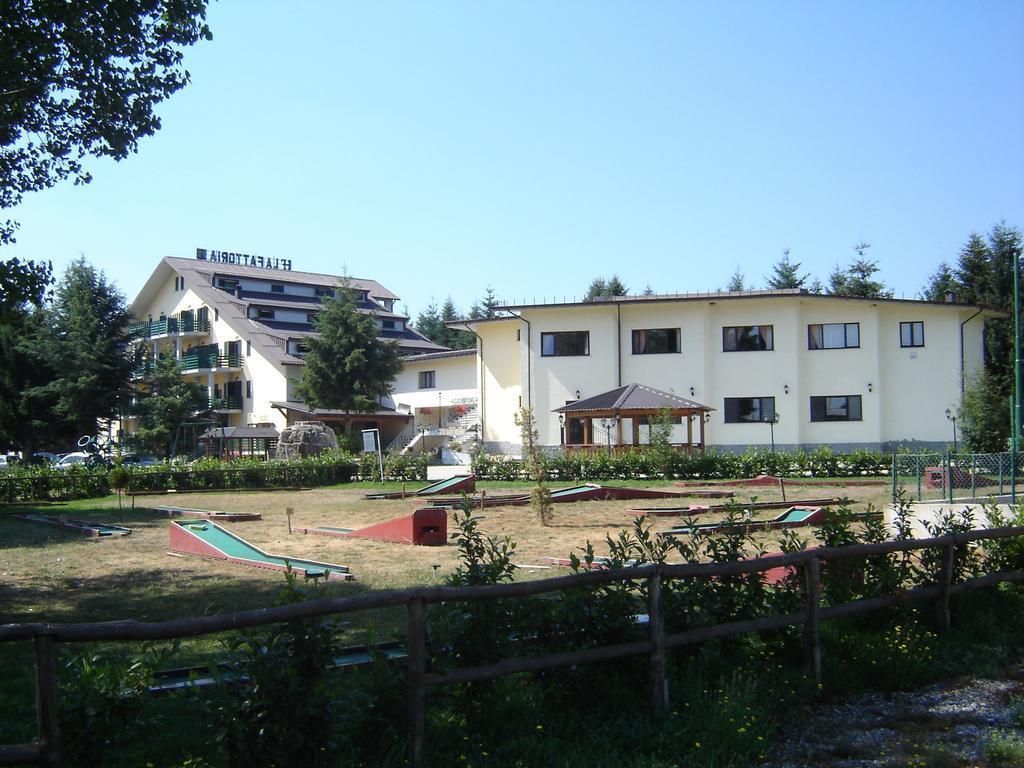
[6,1,1023,319]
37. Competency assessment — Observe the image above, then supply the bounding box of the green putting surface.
[549,485,593,498]
[419,475,469,494]
[777,508,817,523]
[183,522,348,573]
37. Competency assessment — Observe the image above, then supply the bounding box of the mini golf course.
[296,508,448,546]
[155,505,262,522]
[364,474,475,500]
[169,521,353,580]
[13,513,132,537]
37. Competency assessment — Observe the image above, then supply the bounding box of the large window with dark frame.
[900,321,924,348]
[722,325,773,352]
[418,370,436,389]
[808,322,860,350]
[541,331,590,357]
[724,396,776,423]
[809,395,862,422]
[631,328,681,355]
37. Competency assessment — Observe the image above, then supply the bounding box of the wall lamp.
[867,382,874,393]
[689,386,695,397]
[575,389,581,399]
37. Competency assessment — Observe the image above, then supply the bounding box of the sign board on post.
[361,428,384,482]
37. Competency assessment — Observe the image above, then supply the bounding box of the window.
[808,323,860,350]
[256,308,274,319]
[382,319,396,330]
[724,397,776,423]
[306,313,317,324]
[418,370,436,389]
[315,287,335,299]
[246,380,252,399]
[271,284,284,293]
[246,340,251,356]
[216,278,239,291]
[810,395,862,422]
[541,331,589,356]
[632,328,681,354]
[900,321,924,348]
[723,325,773,352]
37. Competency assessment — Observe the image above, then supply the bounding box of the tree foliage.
[295,286,402,413]
[132,354,207,457]
[1,0,212,243]
[0,257,52,316]
[958,371,1010,453]
[827,244,893,299]
[22,258,132,445]
[765,250,808,289]
[584,274,628,301]
[415,297,475,349]
[514,406,552,526]
[726,267,747,292]
[919,262,958,302]
[469,286,499,320]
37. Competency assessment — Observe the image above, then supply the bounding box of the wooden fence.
[2,525,1023,767]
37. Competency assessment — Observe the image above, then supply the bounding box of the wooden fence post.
[647,572,668,711]
[803,557,822,683]
[34,633,59,767]
[407,598,427,768]
[936,543,955,632]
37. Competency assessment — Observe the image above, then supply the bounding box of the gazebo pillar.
[687,414,693,451]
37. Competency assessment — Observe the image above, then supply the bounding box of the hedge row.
[471,446,893,482]
[0,451,430,503]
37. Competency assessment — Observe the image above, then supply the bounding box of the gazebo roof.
[553,383,712,414]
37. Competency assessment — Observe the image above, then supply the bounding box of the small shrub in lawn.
[984,730,1024,765]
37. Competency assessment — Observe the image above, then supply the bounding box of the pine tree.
[765,250,808,289]
[827,246,893,299]
[22,258,132,444]
[296,286,402,414]
[414,301,444,344]
[133,355,207,458]
[726,267,746,292]
[919,263,958,302]
[584,275,628,301]
[440,297,475,349]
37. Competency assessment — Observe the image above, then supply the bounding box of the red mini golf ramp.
[169,521,353,580]
[631,497,843,518]
[298,508,447,546]
[364,474,475,500]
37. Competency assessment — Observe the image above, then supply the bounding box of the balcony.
[128,314,210,340]
[177,352,242,373]
[130,360,156,379]
[210,394,243,412]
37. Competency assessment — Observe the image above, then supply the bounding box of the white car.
[55,452,91,469]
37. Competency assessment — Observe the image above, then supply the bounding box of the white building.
[437,289,996,454]
[122,253,445,450]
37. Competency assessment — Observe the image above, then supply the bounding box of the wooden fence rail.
[2,525,1023,767]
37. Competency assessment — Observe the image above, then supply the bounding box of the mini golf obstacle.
[296,508,447,546]
[156,505,262,522]
[659,506,829,536]
[631,496,843,518]
[675,474,887,488]
[150,640,407,694]
[364,474,475,500]
[429,483,690,508]
[13,513,131,537]
[169,520,353,580]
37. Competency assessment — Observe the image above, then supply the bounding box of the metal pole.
[1014,242,1021,500]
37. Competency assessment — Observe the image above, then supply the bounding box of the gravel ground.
[762,661,1024,767]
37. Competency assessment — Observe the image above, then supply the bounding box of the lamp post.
[601,416,617,455]
[945,408,958,454]
[763,412,780,454]
[558,414,565,446]
[438,392,442,431]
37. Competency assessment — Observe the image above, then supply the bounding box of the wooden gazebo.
[553,383,713,454]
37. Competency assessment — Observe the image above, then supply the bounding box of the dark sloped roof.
[554,384,712,413]
[270,401,409,418]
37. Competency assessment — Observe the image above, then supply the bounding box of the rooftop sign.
[196,248,292,271]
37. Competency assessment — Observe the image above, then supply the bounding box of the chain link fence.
[892,451,1023,503]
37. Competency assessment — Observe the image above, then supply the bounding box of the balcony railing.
[177,352,241,372]
[128,314,210,340]
[210,395,243,411]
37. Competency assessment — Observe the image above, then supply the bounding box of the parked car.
[120,454,158,466]
[29,452,60,466]
[55,452,92,469]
